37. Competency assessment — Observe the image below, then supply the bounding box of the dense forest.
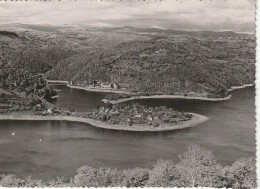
[0,30,74,111]
[45,35,255,98]
[0,27,255,101]
[0,145,256,188]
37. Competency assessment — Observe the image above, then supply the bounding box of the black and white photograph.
[0,0,257,188]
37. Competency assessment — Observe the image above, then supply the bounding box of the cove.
[0,86,255,181]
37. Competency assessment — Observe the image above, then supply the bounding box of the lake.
[0,85,256,181]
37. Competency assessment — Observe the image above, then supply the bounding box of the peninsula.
[0,27,255,131]
[0,98,208,132]
[0,112,207,132]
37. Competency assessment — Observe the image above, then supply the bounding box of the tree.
[175,144,222,187]
[218,157,256,188]
[23,177,45,187]
[147,159,175,187]
[120,167,149,187]
[47,177,70,187]
[0,174,25,187]
[73,166,118,187]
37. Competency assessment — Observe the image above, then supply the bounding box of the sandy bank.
[0,113,208,132]
[103,94,232,104]
[47,80,254,103]
[103,84,255,104]
[47,80,133,94]
[46,80,69,84]
[67,85,133,94]
[51,95,59,99]
[228,84,254,92]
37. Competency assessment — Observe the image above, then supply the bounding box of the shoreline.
[47,80,133,94]
[1,81,253,132]
[0,113,208,132]
[47,80,254,104]
[103,83,255,104]
[46,80,69,84]
[51,95,59,99]
[46,79,69,84]
[102,94,232,104]
[227,84,254,92]
[67,85,133,94]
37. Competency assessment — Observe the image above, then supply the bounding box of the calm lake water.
[0,85,256,181]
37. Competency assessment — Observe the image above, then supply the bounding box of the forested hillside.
[0,30,76,112]
[0,26,256,101]
[0,30,75,73]
[46,34,255,98]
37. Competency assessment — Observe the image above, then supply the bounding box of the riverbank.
[102,94,232,104]
[47,80,254,104]
[47,80,133,94]
[46,80,69,85]
[51,95,59,99]
[0,113,207,132]
[68,85,133,94]
[103,83,255,104]
[228,84,254,92]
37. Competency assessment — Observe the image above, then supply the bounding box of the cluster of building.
[89,103,192,127]
[70,80,120,90]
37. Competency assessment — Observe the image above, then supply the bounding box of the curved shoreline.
[103,84,255,104]
[102,94,232,104]
[0,113,208,132]
[47,80,254,104]
[46,80,69,84]
[227,84,254,92]
[47,80,133,94]
[67,85,133,94]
